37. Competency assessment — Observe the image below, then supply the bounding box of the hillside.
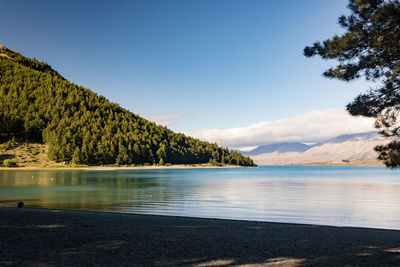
[249,132,387,165]
[0,45,255,167]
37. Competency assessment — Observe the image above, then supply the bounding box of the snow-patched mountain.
[247,132,387,165]
[245,142,313,155]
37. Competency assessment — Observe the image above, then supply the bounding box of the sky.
[1,0,376,147]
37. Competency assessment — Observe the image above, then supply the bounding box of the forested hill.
[0,45,255,166]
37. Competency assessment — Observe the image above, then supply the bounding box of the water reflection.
[1,166,400,229]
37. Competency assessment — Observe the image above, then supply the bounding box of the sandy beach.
[80,165,243,171]
[0,164,244,171]
[1,207,400,266]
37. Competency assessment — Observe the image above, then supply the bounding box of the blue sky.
[1,0,375,145]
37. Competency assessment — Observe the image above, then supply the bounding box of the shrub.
[3,137,16,150]
[31,148,40,155]
[2,159,18,167]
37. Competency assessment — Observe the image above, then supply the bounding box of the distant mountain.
[248,132,386,165]
[245,142,313,156]
[323,132,380,143]
[0,45,255,167]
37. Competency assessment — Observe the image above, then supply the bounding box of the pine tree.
[71,147,82,165]
[305,0,400,168]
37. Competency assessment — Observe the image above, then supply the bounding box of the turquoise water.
[1,166,400,229]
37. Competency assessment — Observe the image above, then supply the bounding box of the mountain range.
[244,132,386,165]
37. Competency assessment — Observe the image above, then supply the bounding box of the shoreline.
[255,160,385,167]
[0,162,386,170]
[0,205,397,231]
[0,164,245,171]
[1,206,400,266]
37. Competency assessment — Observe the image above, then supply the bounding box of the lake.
[1,166,400,229]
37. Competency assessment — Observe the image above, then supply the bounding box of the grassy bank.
[0,141,247,169]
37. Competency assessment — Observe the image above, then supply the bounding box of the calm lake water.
[1,166,400,229]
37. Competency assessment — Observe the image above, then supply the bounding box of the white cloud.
[143,112,183,126]
[186,109,376,147]
[230,146,259,152]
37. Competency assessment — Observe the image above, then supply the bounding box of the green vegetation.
[2,137,16,150]
[0,45,256,167]
[2,159,17,167]
[305,0,400,168]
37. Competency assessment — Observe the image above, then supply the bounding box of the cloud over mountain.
[250,132,386,165]
[143,112,184,127]
[187,109,376,147]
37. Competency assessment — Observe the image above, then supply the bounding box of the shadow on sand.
[1,207,400,266]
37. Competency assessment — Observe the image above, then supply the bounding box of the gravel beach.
[1,206,400,266]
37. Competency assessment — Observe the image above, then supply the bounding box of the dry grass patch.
[0,140,63,167]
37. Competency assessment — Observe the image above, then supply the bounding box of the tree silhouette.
[305,0,400,168]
